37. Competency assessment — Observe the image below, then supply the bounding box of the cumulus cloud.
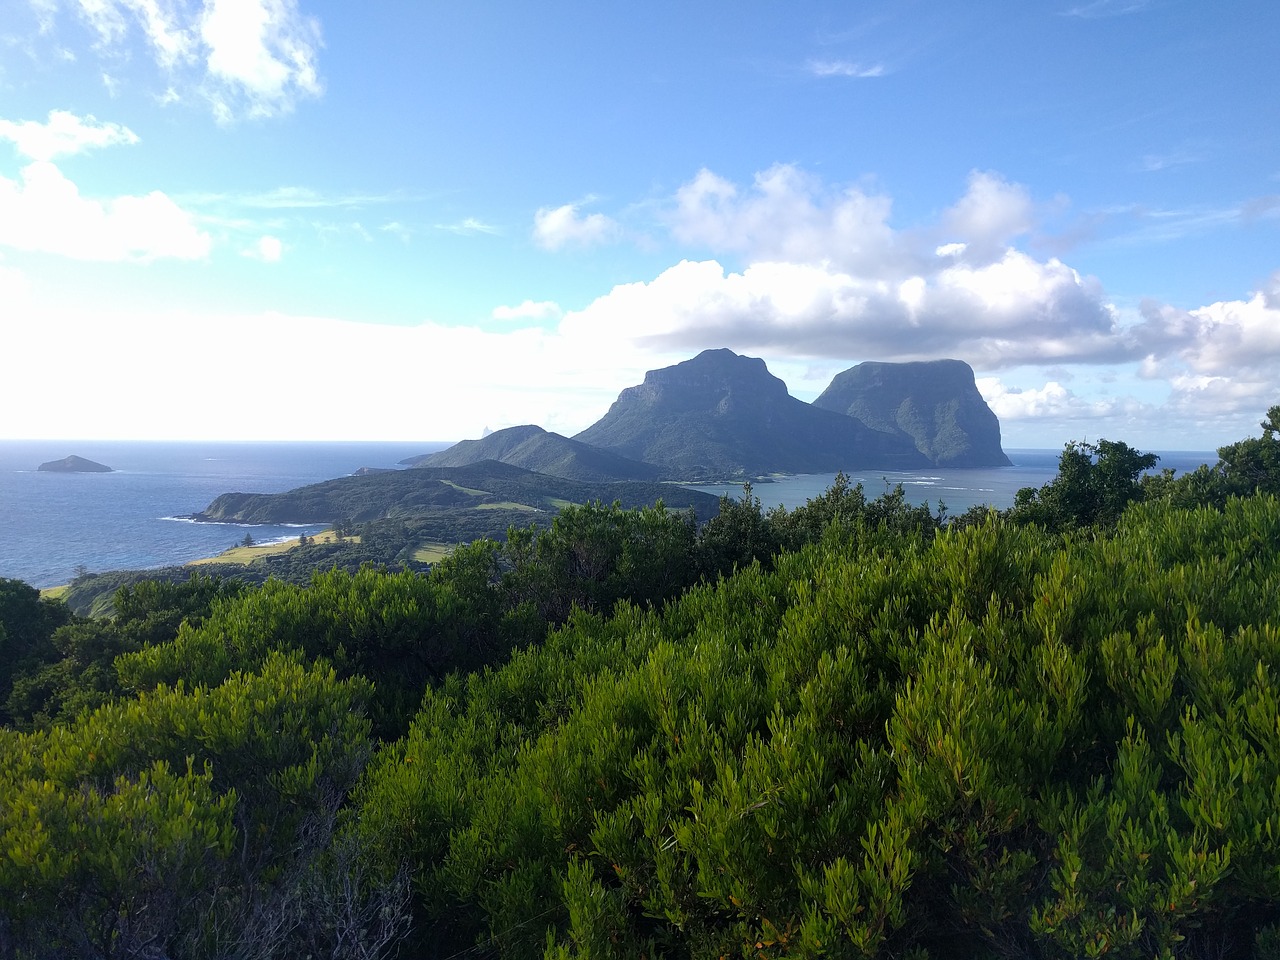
[976,377,1127,420]
[523,166,1280,442]
[558,251,1124,371]
[0,109,138,160]
[533,202,619,251]
[200,0,323,121]
[0,159,211,261]
[38,0,323,121]
[670,164,904,275]
[492,299,562,322]
[1127,273,1280,421]
[942,171,1035,263]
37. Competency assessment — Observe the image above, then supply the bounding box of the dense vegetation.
[2,407,1279,959]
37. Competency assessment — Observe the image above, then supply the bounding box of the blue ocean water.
[0,441,448,588]
[685,448,1218,516]
[0,442,1215,589]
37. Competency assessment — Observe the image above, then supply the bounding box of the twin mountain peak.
[408,349,1011,482]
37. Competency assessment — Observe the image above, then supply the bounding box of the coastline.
[40,528,344,598]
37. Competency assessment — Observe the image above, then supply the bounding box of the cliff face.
[812,359,1011,467]
[574,349,927,479]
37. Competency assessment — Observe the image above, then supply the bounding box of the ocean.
[0,441,449,589]
[0,442,1215,590]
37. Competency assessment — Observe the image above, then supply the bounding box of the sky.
[1,0,1277,450]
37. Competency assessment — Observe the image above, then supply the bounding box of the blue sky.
[1,0,1277,449]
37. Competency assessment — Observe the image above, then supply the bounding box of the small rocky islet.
[37,455,114,473]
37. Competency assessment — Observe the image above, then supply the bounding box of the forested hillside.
[2,407,1279,959]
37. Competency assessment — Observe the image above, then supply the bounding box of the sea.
[0,441,1215,590]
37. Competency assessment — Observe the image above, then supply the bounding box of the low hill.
[573,348,927,479]
[402,425,662,482]
[813,359,1011,467]
[194,460,720,525]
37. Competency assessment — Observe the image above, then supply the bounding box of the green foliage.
[503,500,699,623]
[1144,404,1280,510]
[4,574,245,730]
[1011,438,1158,531]
[10,410,1280,958]
[0,653,382,958]
[358,495,1280,958]
[117,564,528,739]
[0,578,72,726]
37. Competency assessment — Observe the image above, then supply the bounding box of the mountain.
[38,455,113,473]
[812,359,1011,467]
[573,349,928,479]
[402,425,662,482]
[194,460,720,525]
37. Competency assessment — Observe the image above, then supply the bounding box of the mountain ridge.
[573,348,929,479]
[402,424,661,482]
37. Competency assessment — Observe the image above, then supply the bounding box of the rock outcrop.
[38,455,113,473]
[812,359,1011,467]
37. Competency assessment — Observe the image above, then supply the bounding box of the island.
[37,455,113,473]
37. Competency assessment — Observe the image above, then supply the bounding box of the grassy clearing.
[188,529,354,567]
[41,584,69,600]
[475,501,539,512]
[548,498,577,509]
[411,542,452,564]
[441,480,488,496]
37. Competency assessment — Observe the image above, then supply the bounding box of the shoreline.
[40,529,347,598]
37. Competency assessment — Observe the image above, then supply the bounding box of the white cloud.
[436,217,500,236]
[976,377,1124,420]
[381,221,411,241]
[942,170,1035,263]
[0,160,211,261]
[557,251,1122,370]
[189,185,402,210]
[200,0,323,120]
[0,304,654,441]
[670,164,902,274]
[0,109,138,161]
[40,0,323,120]
[492,299,562,322]
[241,233,282,261]
[1061,0,1151,18]
[1136,149,1202,173]
[0,262,33,306]
[533,202,619,251]
[807,59,885,78]
[1129,274,1280,421]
